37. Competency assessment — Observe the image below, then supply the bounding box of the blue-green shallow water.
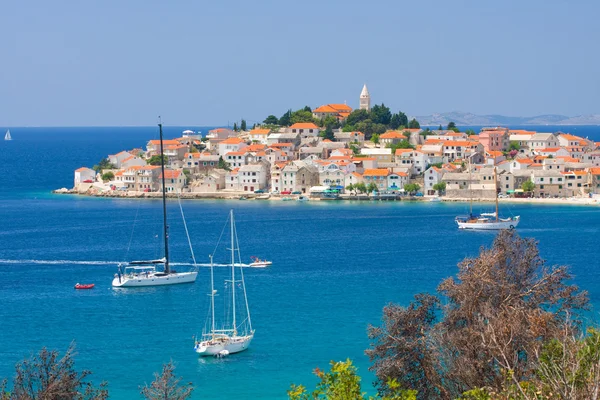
[0,127,599,399]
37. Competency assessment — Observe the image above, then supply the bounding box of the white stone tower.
[359,84,371,111]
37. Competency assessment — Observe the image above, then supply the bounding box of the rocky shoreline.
[52,188,600,205]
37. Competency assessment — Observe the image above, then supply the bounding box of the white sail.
[195,211,254,356]
[4,130,12,141]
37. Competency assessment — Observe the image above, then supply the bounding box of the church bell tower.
[359,84,370,111]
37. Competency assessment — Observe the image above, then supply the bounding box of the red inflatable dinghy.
[74,283,95,290]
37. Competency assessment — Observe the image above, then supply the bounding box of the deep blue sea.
[1,126,600,399]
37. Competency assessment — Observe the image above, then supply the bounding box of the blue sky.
[1,0,599,126]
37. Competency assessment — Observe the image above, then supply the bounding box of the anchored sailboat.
[112,121,198,287]
[4,129,12,141]
[194,210,254,356]
[455,166,520,230]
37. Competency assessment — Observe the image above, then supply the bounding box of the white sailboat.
[455,166,520,230]
[194,210,254,357]
[112,121,198,287]
[4,129,12,141]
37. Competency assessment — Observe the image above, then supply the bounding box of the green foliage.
[354,182,367,194]
[321,115,340,130]
[279,109,293,126]
[388,141,414,153]
[6,344,108,400]
[457,388,491,399]
[263,115,279,125]
[404,183,420,194]
[408,119,420,129]
[233,122,238,131]
[345,184,354,193]
[432,182,446,194]
[101,171,114,182]
[92,158,116,172]
[182,169,191,184]
[141,361,193,400]
[303,105,312,113]
[349,144,361,156]
[240,119,247,131]
[465,129,477,136]
[367,182,378,194]
[345,109,370,127]
[218,156,231,171]
[370,134,380,144]
[320,126,335,141]
[509,141,520,151]
[429,162,443,168]
[390,112,408,130]
[419,128,432,137]
[447,122,457,130]
[147,155,168,166]
[288,360,416,400]
[522,180,535,192]
[370,104,392,125]
[291,109,315,124]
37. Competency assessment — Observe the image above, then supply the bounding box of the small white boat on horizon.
[4,129,12,141]
[249,256,272,268]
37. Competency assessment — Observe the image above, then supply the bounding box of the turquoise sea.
[1,126,600,399]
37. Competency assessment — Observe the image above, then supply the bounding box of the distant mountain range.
[412,112,600,127]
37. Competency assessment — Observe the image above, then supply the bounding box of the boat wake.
[0,259,256,267]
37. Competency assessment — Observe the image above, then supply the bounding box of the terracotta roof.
[380,131,406,139]
[486,150,504,157]
[270,143,293,147]
[290,123,319,129]
[160,170,181,179]
[442,140,478,147]
[148,140,180,146]
[556,156,579,162]
[590,167,600,175]
[249,128,271,135]
[363,168,389,177]
[394,149,413,155]
[226,151,247,156]
[220,137,245,145]
[246,144,267,151]
[313,105,339,113]
[509,130,536,135]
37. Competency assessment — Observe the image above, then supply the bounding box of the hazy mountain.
[413,111,600,126]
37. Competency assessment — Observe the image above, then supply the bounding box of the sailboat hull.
[112,271,197,287]
[456,217,520,230]
[195,334,254,356]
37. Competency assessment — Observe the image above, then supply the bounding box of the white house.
[424,166,445,195]
[160,169,186,193]
[108,151,134,169]
[74,167,96,188]
[218,137,248,156]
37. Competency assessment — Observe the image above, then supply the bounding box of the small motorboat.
[74,283,95,290]
[249,256,272,268]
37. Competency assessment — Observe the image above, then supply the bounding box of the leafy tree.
[419,128,432,138]
[303,105,312,113]
[408,119,420,129]
[279,109,293,126]
[447,122,457,130]
[403,183,420,194]
[356,119,375,139]
[522,180,535,192]
[345,184,354,194]
[509,141,520,151]
[438,125,443,130]
[344,109,370,127]
[367,230,588,399]
[349,144,360,156]
[432,182,446,194]
[92,158,116,172]
[321,126,335,141]
[141,361,193,400]
[388,141,414,153]
[291,109,315,124]
[147,155,168,166]
[264,115,279,125]
[288,359,416,400]
[233,122,238,131]
[355,182,367,194]
[218,156,231,171]
[367,182,378,194]
[465,129,477,136]
[374,123,387,135]
[321,115,340,130]
[4,344,108,400]
[371,104,392,125]
[182,169,191,184]
[390,112,408,129]
[370,134,380,145]
[101,171,114,182]
[240,119,247,131]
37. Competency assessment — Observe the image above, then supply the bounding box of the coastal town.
[64,85,600,202]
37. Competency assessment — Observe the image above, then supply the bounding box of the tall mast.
[494,166,499,222]
[230,210,236,336]
[158,119,170,274]
[468,156,473,217]
[209,255,215,339]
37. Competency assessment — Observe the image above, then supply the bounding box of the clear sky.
[1,0,599,126]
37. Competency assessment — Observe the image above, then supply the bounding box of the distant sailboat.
[4,130,12,141]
